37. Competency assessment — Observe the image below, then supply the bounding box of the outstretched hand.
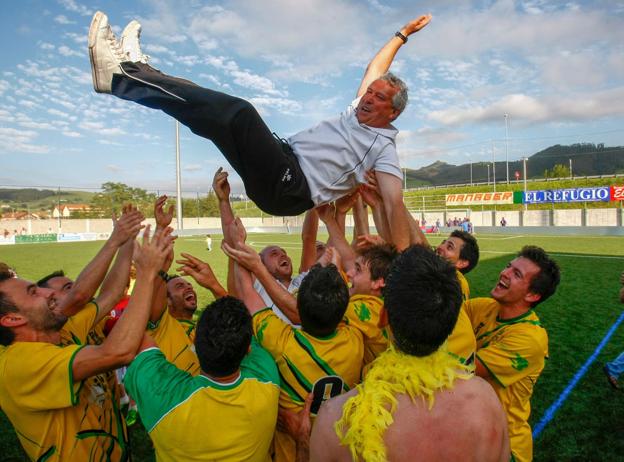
[315,203,336,224]
[133,225,174,277]
[154,195,174,230]
[176,252,220,289]
[356,234,387,251]
[335,191,359,215]
[221,241,263,273]
[212,167,231,202]
[110,204,145,246]
[401,14,432,36]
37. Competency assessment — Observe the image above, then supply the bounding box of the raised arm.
[375,171,410,251]
[61,205,144,316]
[72,226,172,382]
[213,167,236,244]
[317,204,356,274]
[299,210,320,273]
[356,14,432,98]
[222,219,301,323]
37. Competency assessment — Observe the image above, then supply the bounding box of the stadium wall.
[0,208,623,242]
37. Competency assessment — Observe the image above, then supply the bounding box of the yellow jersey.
[457,269,470,301]
[148,309,200,376]
[253,308,364,462]
[344,294,389,366]
[0,303,129,461]
[177,318,196,344]
[124,339,280,462]
[464,297,548,462]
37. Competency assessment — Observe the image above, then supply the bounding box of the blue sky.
[1,0,623,195]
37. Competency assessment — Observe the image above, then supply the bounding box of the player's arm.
[61,205,144,316]
[222,230,301,323]
[300,209,320,273]
[278,393,313,462]
[317,204,356,274]
[356,14,432,98]
[351,195,370,244]
[72,226,173,382]
[360,172,392,242]
[213,167,236,244]
[92,236,134,323]
[474,357,492,380]
[375,171,410,250]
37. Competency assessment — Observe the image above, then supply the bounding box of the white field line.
[476,235,526,240]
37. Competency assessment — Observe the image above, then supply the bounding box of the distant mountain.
[405,143,624,187]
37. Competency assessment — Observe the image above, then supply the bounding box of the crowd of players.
[0,167,561,462]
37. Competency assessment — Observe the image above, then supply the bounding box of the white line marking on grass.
[477,235,526,240]
[481,250,624,260]
[533,310,624,439]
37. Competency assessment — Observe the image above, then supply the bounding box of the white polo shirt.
[288,98,402,205]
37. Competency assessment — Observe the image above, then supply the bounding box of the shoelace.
[106,29,129,62]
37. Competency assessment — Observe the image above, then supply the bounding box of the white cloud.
[183,164,203,172]
[230,70,284,96]
[248,96,302,116]
[62,130,82,138]
[39,42,56,51]
[107,165,123,172]
[48,108,71,119]
[0,127,50,154]
[428,88,624,126]
[58,46,83,58]
[0,80,9,94]
[54,15,75,25]
[57,0,92,16]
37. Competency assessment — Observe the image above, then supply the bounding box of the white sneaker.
[88,11,129,94]
[121,20,150,64]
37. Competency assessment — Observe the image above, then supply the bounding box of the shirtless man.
[297,245,509,461]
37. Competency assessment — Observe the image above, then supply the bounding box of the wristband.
[395,31,408,44]
[158,270,170,282]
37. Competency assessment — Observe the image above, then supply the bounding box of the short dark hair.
[297,264,349,337]
[0,269,18,346]
[358,243,399,283]
[518,246,560,307]
[37,270,65,288]
[384,245,462,357]
[450,230,479,274]
[194,296,252,377]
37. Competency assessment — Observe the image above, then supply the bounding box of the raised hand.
[176,252,220,289]
[154,195,174,230]
[133,225,174,278]
[315,203,336,224]
[401,14,432,36]
[356,234,387,251]
[335,191,359,215]
[221,241,263,273]
[212,167,231,202]
[110,204,144,246]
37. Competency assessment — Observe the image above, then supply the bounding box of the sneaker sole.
[88,12,106,93]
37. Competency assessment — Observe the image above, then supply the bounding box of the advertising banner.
[446,191,513,206]
[58,233,82,242]
[523,187,611,204]
[611,186,624,201]
[15,234,57,244]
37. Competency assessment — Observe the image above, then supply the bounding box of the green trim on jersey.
[125,340,280,433]
[476,352,505,388]
[240,337,280,386]
[293,331,349,392]
[68,345,85,406]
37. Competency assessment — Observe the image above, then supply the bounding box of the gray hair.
[379,72,408,114]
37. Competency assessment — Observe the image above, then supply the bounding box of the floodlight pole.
[175,121,183,230]
[504,113,509,184]
[492,140,496,193]
[569,158,573,179]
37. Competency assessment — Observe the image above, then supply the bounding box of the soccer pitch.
[2,232,624,461]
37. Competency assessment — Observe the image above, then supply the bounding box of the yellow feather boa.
[335,343,473,462]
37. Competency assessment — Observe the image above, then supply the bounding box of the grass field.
[1,232,624,461]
